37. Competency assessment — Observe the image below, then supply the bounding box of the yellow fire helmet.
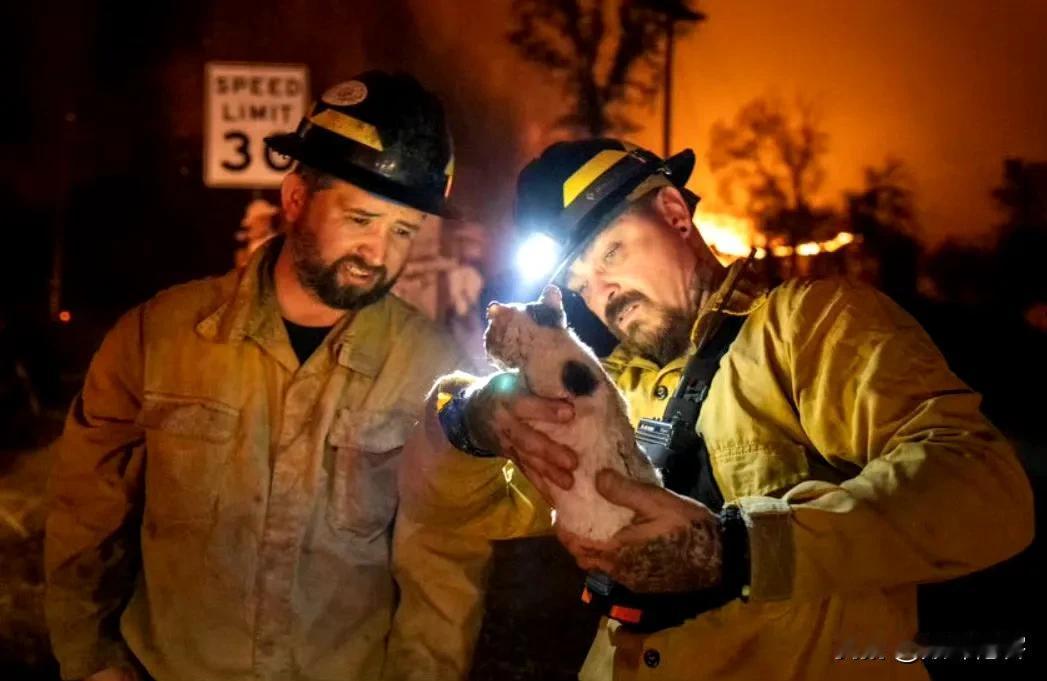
[514,138,697,283]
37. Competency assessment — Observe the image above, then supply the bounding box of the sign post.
[204,62,309,188]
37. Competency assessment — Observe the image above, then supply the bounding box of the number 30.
[220,130,294,172]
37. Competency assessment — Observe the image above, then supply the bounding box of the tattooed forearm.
[613,517,723,593]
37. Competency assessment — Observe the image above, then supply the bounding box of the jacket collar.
[688,256,767,348]
[603,257,768,375]
[195,237,390,377]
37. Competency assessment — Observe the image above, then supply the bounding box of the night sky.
[421,0,1047,246]
[4,0,1046,323]
[674,0,1047,246]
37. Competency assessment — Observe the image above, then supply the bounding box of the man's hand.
[84,667,137,681]
[464,372,577,500]
[559,469,723,593]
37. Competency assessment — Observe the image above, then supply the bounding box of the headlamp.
[514,232,561,283]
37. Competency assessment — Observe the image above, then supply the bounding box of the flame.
[694,210,857,260]
[692,211,760,260]
[772,231,857,257]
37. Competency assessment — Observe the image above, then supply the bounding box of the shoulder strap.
[656,312,746,507]
[670,313,746,412]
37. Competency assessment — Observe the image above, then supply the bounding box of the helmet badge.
[322,81,368,107]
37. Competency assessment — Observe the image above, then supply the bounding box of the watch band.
[437,388,497,458]
[718,505,751,601]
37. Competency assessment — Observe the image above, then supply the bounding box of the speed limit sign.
[204,61,309,188]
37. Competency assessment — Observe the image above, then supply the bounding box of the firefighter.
[393,139,1034,680]
[45,71,467,681]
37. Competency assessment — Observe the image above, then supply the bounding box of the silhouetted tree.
[924,241,996,305]
[991,158,1047,312]
[707,96,833,248]
[993,158,1047,226]
[846,158,921,302]
[508,0,705,136]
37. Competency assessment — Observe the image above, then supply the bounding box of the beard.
[287,221,402,311]
[605,268,718,366]
[606,291,694,367]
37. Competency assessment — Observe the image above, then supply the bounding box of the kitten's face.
[484,286,566,370]
[486,286,604,401]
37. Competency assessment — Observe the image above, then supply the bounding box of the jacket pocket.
[325,408,417,538]
[139,392,239,522]
[708,440,810,502]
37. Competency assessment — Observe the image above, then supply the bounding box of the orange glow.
[767,232,858,258]
[694,209,858,261]
[694,207,858,261]
[823,231,856,252]
[58,310,72,323]
[693,211,757,260]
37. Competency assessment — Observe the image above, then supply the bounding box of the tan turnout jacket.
[45,239,463,681]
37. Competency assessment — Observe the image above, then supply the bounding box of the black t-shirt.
[283,318,334,364]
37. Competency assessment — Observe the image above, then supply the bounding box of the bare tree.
[509,0,704,136]
[707,96,830,245]
[848,157,916,236]
[991,158,1047,311]
[846,158,921,301]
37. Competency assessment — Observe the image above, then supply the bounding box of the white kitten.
[484,285,662,541]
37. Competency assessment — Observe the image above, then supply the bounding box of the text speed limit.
[204,62,309,188]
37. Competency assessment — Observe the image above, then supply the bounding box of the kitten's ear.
[539,285,564,312]
[486,302,507,321]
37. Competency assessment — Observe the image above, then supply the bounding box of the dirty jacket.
[394,272,1034,681]
[45,239,463,681]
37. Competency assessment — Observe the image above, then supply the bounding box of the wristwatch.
[718,505,751,601]
[437,388,497,458]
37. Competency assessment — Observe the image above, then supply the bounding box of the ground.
[0,439,59,681]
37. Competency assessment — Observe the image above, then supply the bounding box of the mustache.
[605,291,649,331]
[331,254,387,283]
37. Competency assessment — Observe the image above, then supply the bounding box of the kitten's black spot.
[526,302,565,328]
[562,360,599,397]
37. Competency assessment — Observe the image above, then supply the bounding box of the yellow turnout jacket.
[392,271,1033,681]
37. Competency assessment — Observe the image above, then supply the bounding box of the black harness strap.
[583,310,749,634]
[637,312,746,508]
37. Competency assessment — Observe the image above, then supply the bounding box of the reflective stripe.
[310,109,385,151]
[609,605,643,623]
[562,149,628,207]
[443,155,455,197]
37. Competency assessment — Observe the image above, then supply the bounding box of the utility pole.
[50,111,76,321]
[662,13,674,157]
[638,0,705,157]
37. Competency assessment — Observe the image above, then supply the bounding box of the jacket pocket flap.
[140,393,239,443]
[327,408,418,453]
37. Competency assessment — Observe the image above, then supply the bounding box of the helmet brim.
[265,133,459,219]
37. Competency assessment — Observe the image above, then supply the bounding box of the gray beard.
[611,269,719,366]
[615,306,694,367]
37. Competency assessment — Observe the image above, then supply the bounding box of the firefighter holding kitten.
[393,139,1033,680]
